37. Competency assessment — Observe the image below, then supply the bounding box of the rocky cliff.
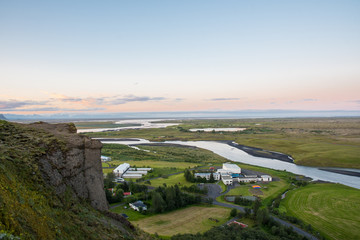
[29,122,108,211]
[0,120,148,239]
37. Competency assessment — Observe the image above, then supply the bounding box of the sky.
[1,0,360,115]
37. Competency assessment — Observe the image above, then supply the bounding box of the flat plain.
[85,118,360,169]
[280,183,360,240]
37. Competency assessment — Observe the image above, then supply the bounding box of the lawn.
[133,206,230,236]
[146,173,193,187]
[280,183,360,240]
[110,205,150,221]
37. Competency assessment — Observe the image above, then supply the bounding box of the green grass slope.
[280,183,360,240]
[0,120,148,240]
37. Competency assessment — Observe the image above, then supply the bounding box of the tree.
[151,192,166,213]
[114,188,124,202]
[253,198,261,217]
[230,208,237,218]
[209,173,215,183]
[104,172,116,189]
[165,187,176,211]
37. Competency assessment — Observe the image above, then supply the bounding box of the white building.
[222,163,241,174]
[113,163,130,177]
[122,173,143,178]
[261,175,272,181]
[222,175,233,185]
[101,155,111,162]
[125,170,148,175]
[194,172,220,181]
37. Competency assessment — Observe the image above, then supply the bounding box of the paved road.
[205,182,318,240]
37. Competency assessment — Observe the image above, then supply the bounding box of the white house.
[101,155,111,162]
[261,175,272,181]
[113,163,130,177]
[129,201,147,211]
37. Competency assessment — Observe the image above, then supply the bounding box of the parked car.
[114,178,125,183]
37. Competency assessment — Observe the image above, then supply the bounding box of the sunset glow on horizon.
[1,1,360,115]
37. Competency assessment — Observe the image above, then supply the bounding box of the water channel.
[100,139,360,189]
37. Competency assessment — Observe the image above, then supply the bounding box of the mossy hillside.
[0,121,144,239]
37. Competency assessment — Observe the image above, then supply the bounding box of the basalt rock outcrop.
[0,120,147,239]
[29,122,108,211]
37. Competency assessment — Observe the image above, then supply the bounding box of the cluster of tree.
[234,196,254,206]
[105,187,123,204]
[103,172,116,189]
[116,181,148,194]
[184,169,215,183]
[177,126,190,132]
[289,177,309,187]
[255,208,310,240]
[181,184,208,195]
[150,185,201,213]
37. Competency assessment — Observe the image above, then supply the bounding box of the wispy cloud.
[108,95,166,105]
[0,94,169,112]
[209,98,241,101]
[3,107,105,112]
[302,98,318,102]
[61,97,83,102]
[0,100,48,110]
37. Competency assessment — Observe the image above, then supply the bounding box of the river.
[99,139,360,189]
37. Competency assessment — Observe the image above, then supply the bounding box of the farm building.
[113,163,152,178]
[129,201,147,211]
[125,170,148,175]
[122,173,143,178]
[113,163,130,177]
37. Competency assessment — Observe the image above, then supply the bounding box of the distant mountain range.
[0,114,7,120]
[2,110,360,121]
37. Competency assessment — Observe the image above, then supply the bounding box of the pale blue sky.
[1,1,360,113]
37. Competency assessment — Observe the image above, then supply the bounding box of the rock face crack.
[32,122,108,211]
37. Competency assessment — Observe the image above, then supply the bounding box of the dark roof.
[121,213,129,219]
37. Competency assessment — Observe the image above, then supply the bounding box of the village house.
[129,200,147,211]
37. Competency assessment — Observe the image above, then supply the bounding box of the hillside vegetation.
[0,120,149,240]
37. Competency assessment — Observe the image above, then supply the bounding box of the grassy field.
[102,143,228,164]
[85,118,360,169]
[133,206,230,236]
[145,173,193,187]
[280,183,360,240]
